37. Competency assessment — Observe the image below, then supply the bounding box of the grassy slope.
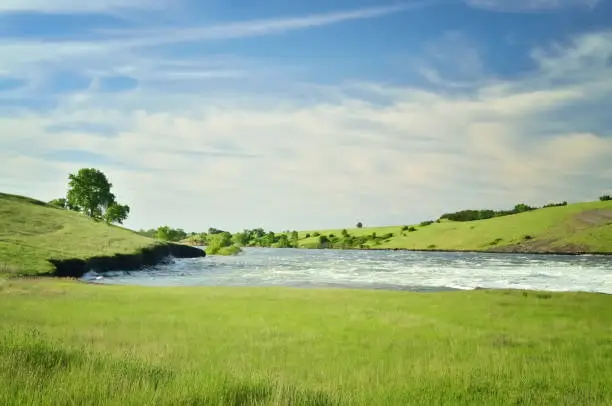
[1,279,611,405]
[0,193,161,276]
[297,200,612,253]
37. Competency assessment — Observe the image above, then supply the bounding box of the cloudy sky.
[1,0,611,232]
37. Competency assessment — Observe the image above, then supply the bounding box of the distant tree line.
[134,193,612,253]
[440,202,552,222]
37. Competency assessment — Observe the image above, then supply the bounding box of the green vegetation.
[1,279,611,405]
[51,168,131,224]
[206,232,242,255]
[160,197,611,254]
[296,200,612,253]
[0,192,162,276]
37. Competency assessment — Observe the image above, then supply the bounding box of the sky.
[1,0,611,233]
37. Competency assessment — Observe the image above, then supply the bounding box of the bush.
[216,245,243,256]
[543,201,568,208]
[408,227,417,232]
[304,233,311,238]
[600,195,612,201]
[356,222,363,228]
[401,225,409,231]
[420,221,434,227]
[313,232,320,237]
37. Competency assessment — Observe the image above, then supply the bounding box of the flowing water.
[86,248,612,294]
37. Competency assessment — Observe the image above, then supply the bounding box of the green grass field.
[0,193,161,276]
[1,279,611,405]
[297,200,612,253]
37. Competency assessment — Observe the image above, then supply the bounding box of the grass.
[297,200,612,253]
[0,193,162,276]
[1,279,611,405]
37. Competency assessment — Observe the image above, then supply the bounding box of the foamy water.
[87,248,612,294]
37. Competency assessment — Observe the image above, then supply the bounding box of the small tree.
[104,203,130,225]
[49,198,67,208]
[290,230,299,247]
[600,194,612,201]
[356,222,363,228]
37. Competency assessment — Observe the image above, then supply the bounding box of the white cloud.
[1,15,612,231]
[464,0,600,12]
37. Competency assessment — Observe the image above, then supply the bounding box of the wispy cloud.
[96,1,434,44]
[464,0,600,12]
[0,0,170,14]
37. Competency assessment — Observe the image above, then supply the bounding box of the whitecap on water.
[91,248,612,293]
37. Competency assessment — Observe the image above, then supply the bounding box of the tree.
[356,222,363,228]
[156,226,171,241]
[104,203,130,225]
[49,198,67,208]
[66,168,128,222]
[600,194,612,201]
[290,230,299,247]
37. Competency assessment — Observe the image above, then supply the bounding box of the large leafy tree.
[66,168,129,224]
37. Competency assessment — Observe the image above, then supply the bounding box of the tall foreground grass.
[1,280,611,405]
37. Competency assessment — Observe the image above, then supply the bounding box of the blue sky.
[1,0,611,232]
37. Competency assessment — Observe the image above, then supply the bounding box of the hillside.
[296,200,612,254]
[0,193,203,277]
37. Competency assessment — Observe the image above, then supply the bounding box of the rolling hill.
[0,193,204,277]
[296,200,612,254]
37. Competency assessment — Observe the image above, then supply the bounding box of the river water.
[87,248,612,294]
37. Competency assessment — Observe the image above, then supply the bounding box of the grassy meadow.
[0,193,161,276]
[296,200,612,253]
[1,279,611,405]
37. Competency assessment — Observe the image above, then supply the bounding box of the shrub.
[408,227,417,232]
[600,195,612,201]
[490,238,503,245]
[216,245,243,256]
[304,233,311,238]
[356,222,363,228]
[543,201,568,208]
[401,225,409,231]
[313,232,320,237]
[524,235,533,240]
[419,220,434,227]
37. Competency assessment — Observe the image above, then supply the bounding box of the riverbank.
[1,279,610,405]
[294,200,612,254]
[0,193,205,277]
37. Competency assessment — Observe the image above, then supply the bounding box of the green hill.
[0,193,203,277]
[297,200,612,254]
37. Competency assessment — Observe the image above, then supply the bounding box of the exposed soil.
[574,209,612,226]
[49,243,206,278]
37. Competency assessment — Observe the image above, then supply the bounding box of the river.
[85,248,612,294]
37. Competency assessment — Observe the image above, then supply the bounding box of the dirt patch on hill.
[574,209,612,226]
[489,239,589,255]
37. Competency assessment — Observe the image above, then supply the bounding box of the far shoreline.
[191,243,612,257]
